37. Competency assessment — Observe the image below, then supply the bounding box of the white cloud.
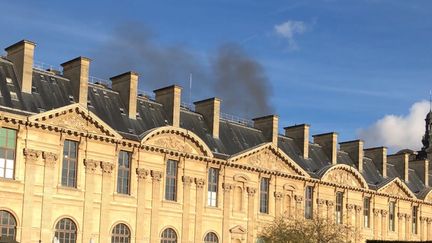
[274,20,307,50]
[357,101,430,152]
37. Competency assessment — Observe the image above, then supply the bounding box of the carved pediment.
[379,179,414,198]
[29,104,121,138]
[321,166,368,189]
[230,225,247,234]
[425,191,432,202]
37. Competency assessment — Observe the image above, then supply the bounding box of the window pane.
[62,140,78,187]
[165,160,178,201]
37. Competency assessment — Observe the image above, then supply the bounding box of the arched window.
[54,218,77,243]
[111,223,131,243]
[161,228,177,243]
[0,210,16,241]
[204,232,218,243]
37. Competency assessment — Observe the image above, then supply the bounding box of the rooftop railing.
[220,112,253,127]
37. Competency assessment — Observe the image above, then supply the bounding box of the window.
[336,192,343,224]
[0,210,16,241]
[117,151,131,194]
[259,177,269,214]
[0,128,16,179]
[207,167,219,207]
[305,186,313,219]
[61,140,78,187]
[412,206,418,234]
[204,232,218,243]
[389,201,396,231]
[54,218,77,243]
[364,197,371,228]
[165,160,178,201]
[256,238,266,243]
[112,223,131,243]
[161,228,177,243]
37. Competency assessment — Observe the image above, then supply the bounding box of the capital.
[136,168,149,180]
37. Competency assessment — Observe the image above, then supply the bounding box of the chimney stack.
[409,159,429,187]
[5,40,36,93]
[284,124,310,159]
[313,132,338,165]
[154,85,182,127]
[364,147,388,178]
[61,57,91,107]
[253,115,279,145]
[340,140,364,173]
[111,71,139,119]
[387,153,409,182]
[194,98,221,138]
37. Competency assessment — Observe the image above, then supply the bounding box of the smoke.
[91,22,273,118]
[357,101,429,152]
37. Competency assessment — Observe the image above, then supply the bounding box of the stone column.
[420,217,427,241]
[327,200,334,222]
[222,183,234,243]
[405,215,411,241]
[397,213,404,240]
[294,194,304,219]
[135,168,150,242]
[194,178,205,243]
[346,204,355,226]
[247,187,257,242]
[427,218,432,240]
[150,170,163,242]
[355,205,362,230]
[99,161,115,242]
[381,210,388,239]
[40,151,58,242]
[81,159,99,242]
[181,176,194,242]
[373,209,381,239]
[317,199,326,219]
[21,148,41,242]
[274,192,283,218]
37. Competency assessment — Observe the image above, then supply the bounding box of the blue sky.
[1,0,431,149]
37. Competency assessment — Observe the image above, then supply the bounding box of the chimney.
[284,124,310,159]
[313,132,338,165]
[340,140,364,173]
[61,57,91,107]
[364,147,387,178]
[110,71,139,119]
[154,85,182,127]
[5,40,36,93]
[387,153,409,182]
[253,115,279,145]
[194,98,221,138]
[409,159,429,187]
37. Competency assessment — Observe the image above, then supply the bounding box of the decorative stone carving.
[324,169,362,188]
[195,178,205,188]
[223,183,234,192]
[151,170,163,182]
[136,168,149,180]
[294,194,303,202]
[182,176,194,186]
[246,187,257,197]
[46,112,103,135]
[381,210,388,217]
[230,225,247,241]
[406,215,411,220]
[382,182,409,198]
[23,148,41,163]
[346,204,355,212]
[398,213,405,219]
[100,161,114,174]
[355,205,362,213]
[274,192,283,200]
[247,149,295,174]
[42,151,58,167]
[317,199,326,206]
[153,136,193,153]
[327,200,334,207]
[84,159,99,173]
[373,209,381,216]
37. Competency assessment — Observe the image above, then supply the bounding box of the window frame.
[389,201,396,232]
[259,177,270,214]
[363,197,371,228]
[161,228,177,243]
[111,223,131,243]
[0,127,17,180]
[165,159,178,201]
[117,151,131,195]
[0,210,17,241]
[61,139,79,188]
[305,186,314,219]
[54,218,77,243]
[207,167,219,207]
[412,205,418,234]
[335,191,343,224]
[204,232,219,243]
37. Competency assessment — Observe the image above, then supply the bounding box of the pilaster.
[99,160,114,242]
[247,187,257,242]
[150,170,162,242]
[181,176,194,242]
[40,151,58,242]
[274,191,283,217]
[381,210,388,239]
[194,177,205,243]
[135,168,150,242]
[82,159,98,242]
[222,183,234,243]
[373,209,381,239]
[294,194,304,219]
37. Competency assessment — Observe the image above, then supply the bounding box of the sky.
[1,0,431,152]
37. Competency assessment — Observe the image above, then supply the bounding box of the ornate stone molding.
[373,209,381,216]
[100,161,114,174]
[136,168,149,180]
[246,187,257,197]
[151,170,163,182]
[274,192,283,200]
[327,200,334,207]
[346,204,355,212]
[182,176,194,186]
[23,148,41,163]
[195,178,205,189]
[355,205,362,213]
[381,210,388,217]
[294,194,303,203]
[42,151,58,167]
[317,199,326,206]
[398,213,406,219]
[223,183,234,192]
[84,159,99,173]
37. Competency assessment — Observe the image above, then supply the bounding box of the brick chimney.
[340,140,364,173]
[364,147,387,178]
[387,153,409,182]
[313,132,338,165]
[284,124,310,159]
[410,159,429,187]
[253,115,279,145]
[194,98,221,138]
[154,85,182,127]
[5,40,36,93]
[110,71,138,119]
[61,57,91,107]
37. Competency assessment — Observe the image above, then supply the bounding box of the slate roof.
[0,56,431,197]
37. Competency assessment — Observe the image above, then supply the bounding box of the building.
[0,39,431,243]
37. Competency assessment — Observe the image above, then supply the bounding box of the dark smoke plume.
[92,22,273,118]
